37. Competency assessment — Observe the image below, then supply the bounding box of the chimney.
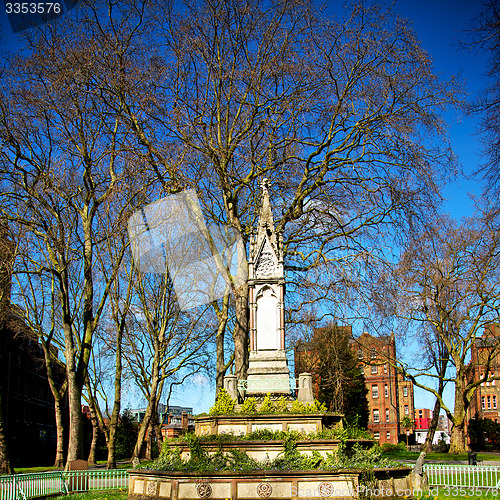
[182,411,188,431]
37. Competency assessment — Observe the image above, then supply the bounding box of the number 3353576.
[5,3,61,14]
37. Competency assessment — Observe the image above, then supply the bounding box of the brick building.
[354,332,414,445]
[131,404,195,439]
[295,328,414,445]
[0,225,68,466]
[466,325,500,423]
[414,408,432,430]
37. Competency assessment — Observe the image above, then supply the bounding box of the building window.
[386,409,390,422]
[371,365,377,374]
[384,364,388,373]
[482,396,486,410]
[403,387,408,397]
[404,405,409,415]
[386,430,391,439]
[360,365,364,375]
[357,349,363,359]
[488,395,492,409]
[371,349,376,359]
[481,373,485,386]
[373,409,380,423]
[384,384,388,397]
[372,385,379,398]
[494,396,497,409]
[374,431,380,440]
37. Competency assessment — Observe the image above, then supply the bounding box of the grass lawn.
[14,461,133,474]
[50,491,127,500]
[381,449,500,462]
[423,488,500,500]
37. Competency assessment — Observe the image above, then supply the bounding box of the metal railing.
[0,469,129,500]
[425,463,500,490]
[237,378,298,392]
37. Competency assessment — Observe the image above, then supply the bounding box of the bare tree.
[373,212,500,453]
[0,9,152,461]
[123,271,213,461]
[110,0,458,383]
[467,0,500,192]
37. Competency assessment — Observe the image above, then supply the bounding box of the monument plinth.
[244,179,291,397]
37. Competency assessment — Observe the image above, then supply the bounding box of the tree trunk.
[232,283,249,382]
[450,421,467,454]
[40,340,67,468]
[106,325,123,469]
[145,425,153,461]
[215,325,226,398]
[449,381,467,454]
[66,370,84,465]
[87,405,99,465]
[53,396,65,468]
[424,397,442,453]
[0,393,13,475]
[132,395,157,460]
[132,339,161,460]
[215,293,231,396]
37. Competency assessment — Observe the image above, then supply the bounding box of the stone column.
[297,373,314,403]
[223,374,238,401]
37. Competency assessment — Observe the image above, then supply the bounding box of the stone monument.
[245,179,291,396]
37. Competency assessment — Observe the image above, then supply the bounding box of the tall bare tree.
[467,0,500,192]
[372,212,500,453]
[0,8,152,461]
[109,0,458,383]
[123,271,213,461]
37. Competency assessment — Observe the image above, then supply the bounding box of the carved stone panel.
[256,240,278,278]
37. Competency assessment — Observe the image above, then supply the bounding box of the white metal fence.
[424,463,500,490]
[0,469,129,500]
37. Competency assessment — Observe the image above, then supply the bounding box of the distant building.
[438,414,452,434]
[295,328,415,445]
[415,429,450,446]
[467,325,500,424]
[0,225,68,466]
[131,404,195,438]
[354,332,415,445]
[414,408,432,430]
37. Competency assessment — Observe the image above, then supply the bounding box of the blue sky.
[0,0,493,415]
[394,0,489,219]
[378,0,490,415]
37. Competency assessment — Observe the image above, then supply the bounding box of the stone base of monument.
[128,467,415,500]
[245,350,291,396]
[195,413,343,437]
[163,438,373,461]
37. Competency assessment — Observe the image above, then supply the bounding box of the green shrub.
[209,389,236,415]
[151,433,402,473]
[381,442,407,453]
[275,396,289,413]
[291,400,306,413]
[259,393,275,413]
[240,397,257,414]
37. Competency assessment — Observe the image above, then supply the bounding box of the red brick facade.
[295,328,415,445]
[467,325,500,424]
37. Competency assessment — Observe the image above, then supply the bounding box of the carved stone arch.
[256,284,277,301]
